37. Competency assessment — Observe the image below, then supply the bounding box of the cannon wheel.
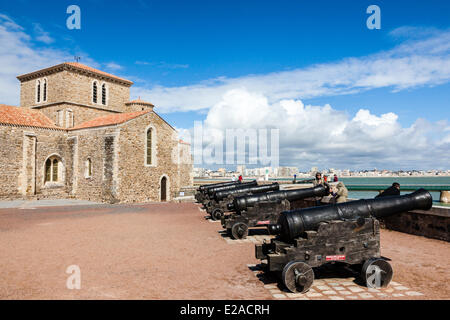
[282,261,314,293]
[362,258,393,288]
[231,222,248,239]
[211,208,223,221]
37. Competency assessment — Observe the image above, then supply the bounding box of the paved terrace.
[0,201,448,300]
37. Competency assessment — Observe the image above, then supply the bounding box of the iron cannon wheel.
[231,222,249,239]
[211,208,224,221]
[282,261,314,293]
[362,258,393,288]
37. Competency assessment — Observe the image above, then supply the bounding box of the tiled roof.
[17,62,133,85]
[0,105,59,129]
[64,62,133,84]
[126,99,154,106]
[72,110,151,130]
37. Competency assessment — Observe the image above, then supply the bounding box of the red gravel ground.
[0,202,448,300]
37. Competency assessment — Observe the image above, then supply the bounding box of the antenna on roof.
[74,56,81,63]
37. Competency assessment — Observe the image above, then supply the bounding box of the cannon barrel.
[198,180,241,192]
[207,180,257,196]
[228,184,329,212]
[270,189,433,241]
[214,183,280,201]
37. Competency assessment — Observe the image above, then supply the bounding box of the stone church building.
[0,62,193,203]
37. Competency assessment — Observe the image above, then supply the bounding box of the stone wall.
[115,112,181,203]
[381,207,450,242]
[0,125,70,200]
[36,103,118,128]
[68,127,119,203]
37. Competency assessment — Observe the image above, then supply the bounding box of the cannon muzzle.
[198,180,241,193]
[272,189,433,241]
[214,183,279,201]
[228,184,329,212]
[207,180,257,197]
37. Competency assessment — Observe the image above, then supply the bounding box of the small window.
[43,79,47,102]
[85,158,92,178]
[66,110,74,128]
[57,110,64,127]
[93,81,98,104]
[101,83,107,105]
[45,159,51,182]
[146,128,153,165]
[45,157,61,183]
[36,80,41,103]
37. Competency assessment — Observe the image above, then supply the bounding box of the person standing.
[376,183,400,198]
[333,174,338,182]
[332,182,348,203]
[313,172,324,205]
[238,175,243,182]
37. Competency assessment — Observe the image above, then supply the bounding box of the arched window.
[43,78,47,102]
[44,156,62,183]
[36,80,41,103]
[52,159,58,181]
[101,83,107,105]
[92,81,98,103]
[146,128,153,165]
[45,158,51,182]
[85,158,92,178]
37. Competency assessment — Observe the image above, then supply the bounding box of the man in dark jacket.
[376,183,400,198]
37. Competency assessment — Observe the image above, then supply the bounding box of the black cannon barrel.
[271,189,432,241]
[198,180,241,192]
[207,180,257,196]
[214,183,280,201]
[228,185,329,212]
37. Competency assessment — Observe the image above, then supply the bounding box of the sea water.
[339,176,450,206]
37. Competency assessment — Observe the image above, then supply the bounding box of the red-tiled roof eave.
[0,122,66,131]
[69,110,152,131]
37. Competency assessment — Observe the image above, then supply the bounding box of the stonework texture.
[0,63,193,203]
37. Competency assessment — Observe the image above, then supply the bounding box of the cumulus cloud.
[184,88,450,170]
[0,14,96,106]
[133,29,450,113]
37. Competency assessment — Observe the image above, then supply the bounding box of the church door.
[161,177,167,202]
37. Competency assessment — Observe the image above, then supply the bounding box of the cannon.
[255,189,433,293]
[205,183,280,221]
[207,180,257,198]
[198,181,256,207]
[221,185,329,239]
[195,180,241,203]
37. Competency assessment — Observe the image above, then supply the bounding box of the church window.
[36,80,41,103]
[85,158,92,178]
[93,81,98,103]
[44,156,62,183]
[146,128,153,165]
[101,83,107,105]
[43,78,47,102]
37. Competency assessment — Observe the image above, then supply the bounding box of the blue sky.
[0,0,449,170]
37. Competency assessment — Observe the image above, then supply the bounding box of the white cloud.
[33,23,54,44]
[185,88,449,170]
[133,29,450,113]
[105,62,123,70]
[0,14,96,106]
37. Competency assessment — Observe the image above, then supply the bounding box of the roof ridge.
[17,62,133,85]
[70,110,152,130]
